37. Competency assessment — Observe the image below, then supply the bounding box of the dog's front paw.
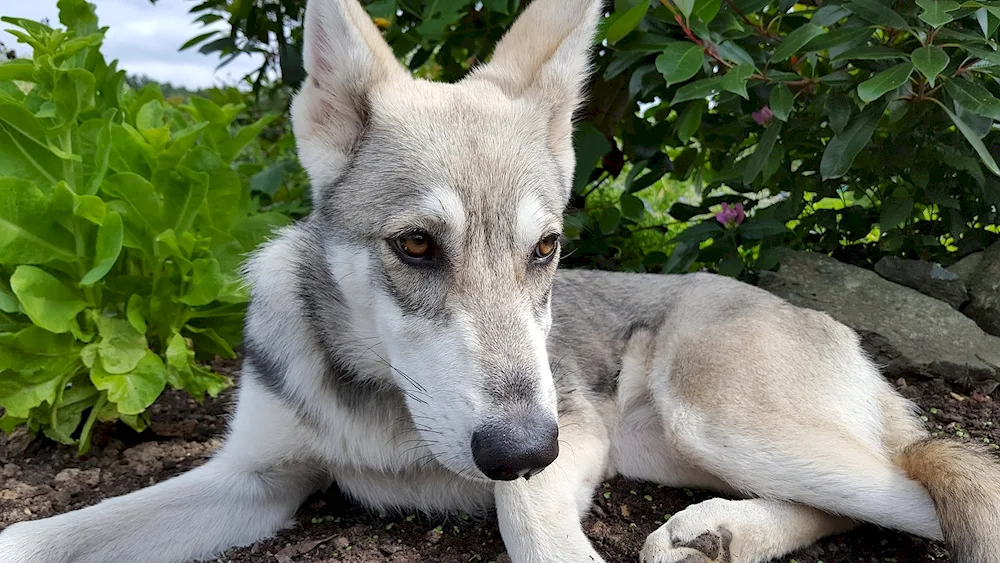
[640,501,734,563]
[640,528,732,563]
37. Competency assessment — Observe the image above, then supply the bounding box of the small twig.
[724,0,777,38]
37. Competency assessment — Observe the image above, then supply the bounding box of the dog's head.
[290,0,600,481]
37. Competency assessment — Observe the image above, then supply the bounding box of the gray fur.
[2,0,999,562]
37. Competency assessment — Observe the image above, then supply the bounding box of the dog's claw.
[640,526,732,563]
[676,531,722,560]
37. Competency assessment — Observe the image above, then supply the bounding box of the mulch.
[1,359,997,563]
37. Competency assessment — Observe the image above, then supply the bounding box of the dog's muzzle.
[470,416,559,481]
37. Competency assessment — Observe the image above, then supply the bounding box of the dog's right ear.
[291,0,408,197]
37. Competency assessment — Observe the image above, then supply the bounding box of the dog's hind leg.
[625,310,950,563]
[0,383,328,563]
[634,412,942,563]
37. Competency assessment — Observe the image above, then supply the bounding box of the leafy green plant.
[0,0,288,452]
[187,0,1000,279]
[567,0,1000,277]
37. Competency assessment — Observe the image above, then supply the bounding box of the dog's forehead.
[361,80,567,214]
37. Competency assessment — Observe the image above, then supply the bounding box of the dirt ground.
[1,359,997,563]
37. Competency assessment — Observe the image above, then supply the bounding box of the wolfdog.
[2,0,999,561]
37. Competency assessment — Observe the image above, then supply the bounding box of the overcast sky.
[1,0,265,89]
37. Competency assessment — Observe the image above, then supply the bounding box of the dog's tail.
[897,439,1000,563]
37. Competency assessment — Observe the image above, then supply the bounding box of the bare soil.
[1,359,997,563]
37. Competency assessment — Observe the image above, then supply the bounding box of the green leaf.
[81,212,123,286]
[857,62,913,103]
[944,78,1000,120]
[879,187,914,230]
[740,219,790,239]
[911,46,949,87]
[96,315,148,375]
[228,212,291,252]
[102,172,164,234]
[843,1,908,29]
[673,0,696,19]
[803,26,872,53]
[51,68,96,129]
[0,351,74,419]
[58,0,99,37]
[0,177,77,265]
[825,93,852,134]
[820,102,886,179]
[833,46,907,62]
[716,253,744,277]
[606,0,650,44]
[692,0,721,23]
[163,168,209,234]
[75,113,115,196]
[0,279,19,313]
[938,101,1000,176]
[676,101,704,141]
[671,77,723,104]
[0,113,64,188]
[126,294,147,334]
[10,266,87,334]
[136,99,166,131]
[0,59,35,82]
[620,193,646,219]
[250,162,287,197]
[599,206,621,234]
[165,331,228,399]
[721,65,754,99]
[655,43,704,85]
[0,326,78,374]
[179,30,219,51]
[662,241,699,273]
[769,84,793,122]
[743,121,782,185]
[223,115,276,162]
[772,24,826,62]
[91,351,166,415]
[715,41,756,69]
[180,258,224,306]
[572,123,610,194]
[916,0,959,28]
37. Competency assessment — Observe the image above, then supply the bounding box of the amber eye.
[396,232,431,258]
[533,234,559,262]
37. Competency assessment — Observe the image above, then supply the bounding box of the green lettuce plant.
[0,0,288,452]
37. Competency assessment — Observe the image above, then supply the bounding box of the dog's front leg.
[495,408,610,563]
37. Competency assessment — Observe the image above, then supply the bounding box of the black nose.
[471,417,559,481]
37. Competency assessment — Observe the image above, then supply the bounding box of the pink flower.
[752,105,774,127]
[715,202,745,227]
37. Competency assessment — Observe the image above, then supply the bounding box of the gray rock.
[947,252,984,285]
[966,242,1000,338]
[758,250,1000,383]
[873,256,968,309]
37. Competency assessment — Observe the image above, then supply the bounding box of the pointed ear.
[291,0,408,197]
[467,0,602,183]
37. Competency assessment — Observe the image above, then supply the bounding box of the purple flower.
[752,105,774,127]
[715,202,745,227]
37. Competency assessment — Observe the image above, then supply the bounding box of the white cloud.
[1,0,266,89]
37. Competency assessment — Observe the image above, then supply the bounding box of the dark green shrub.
[184,0,1000,279]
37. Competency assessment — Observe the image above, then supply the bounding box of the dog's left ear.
[466,0,603,185]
